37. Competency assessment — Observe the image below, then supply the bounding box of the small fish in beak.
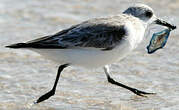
[147,19,176,54]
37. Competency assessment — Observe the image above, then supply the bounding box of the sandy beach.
[0,0,179,109]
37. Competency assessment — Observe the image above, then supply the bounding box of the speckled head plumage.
[123,4,176,30]
[123,4,154,22]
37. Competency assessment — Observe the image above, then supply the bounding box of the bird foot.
[130,88,156,97]
[34,89,55,104]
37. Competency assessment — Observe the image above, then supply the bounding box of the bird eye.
[145,11,153,18]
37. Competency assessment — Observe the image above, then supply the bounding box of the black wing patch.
[24,18,127,50]
[24,25,78,49]
[58,24,127,50]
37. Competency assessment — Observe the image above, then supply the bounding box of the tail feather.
[5,43,28,48]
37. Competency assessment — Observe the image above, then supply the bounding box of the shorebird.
[6,4,176,104]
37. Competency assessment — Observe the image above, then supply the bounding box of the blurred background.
[0,0,179,110]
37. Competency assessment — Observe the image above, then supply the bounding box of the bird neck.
[123,13,148,29]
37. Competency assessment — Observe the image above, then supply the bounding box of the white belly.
[30,41,132,68]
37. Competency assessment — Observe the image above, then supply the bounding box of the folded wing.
[8,17,127,50]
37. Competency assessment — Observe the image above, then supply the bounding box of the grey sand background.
[0,0,179,109]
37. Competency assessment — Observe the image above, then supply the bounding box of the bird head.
[123,4,176,30]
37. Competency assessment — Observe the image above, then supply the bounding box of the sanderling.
[6,4,176,104]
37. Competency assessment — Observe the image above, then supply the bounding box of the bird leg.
[103,65,155,97]
[34,64,69,104]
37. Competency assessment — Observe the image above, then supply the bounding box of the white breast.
[125,16,145,49]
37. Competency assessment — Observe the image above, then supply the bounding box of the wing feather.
[25,16,127,50]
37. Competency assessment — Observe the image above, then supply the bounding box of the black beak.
[155,19,176,30]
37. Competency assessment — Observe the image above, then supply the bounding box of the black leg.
[104,66,155,97]
[34,64,69,104]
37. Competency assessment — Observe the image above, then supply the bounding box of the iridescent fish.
[147,28,171,54]
[147,20,176,54]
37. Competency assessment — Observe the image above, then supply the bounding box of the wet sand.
[0,0,179,110]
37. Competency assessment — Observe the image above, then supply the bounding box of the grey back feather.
[26,16,128,50]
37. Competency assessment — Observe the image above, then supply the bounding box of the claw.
[131,88,156,97]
